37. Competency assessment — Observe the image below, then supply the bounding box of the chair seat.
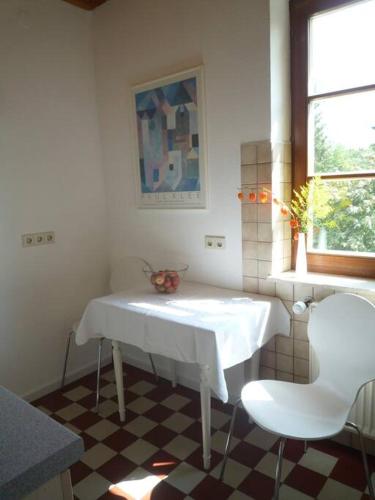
[241,380,351,440]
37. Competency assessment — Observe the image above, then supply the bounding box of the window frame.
[290,0,375,278]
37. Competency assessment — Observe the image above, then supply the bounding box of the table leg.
[170,359,177,388]
[247,349,260,382]
[60,469,74,500]
[200,364,211,470]
[112,340,125,422]
[244,350,261,424]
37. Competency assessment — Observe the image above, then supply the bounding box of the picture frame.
[131,66,207,209]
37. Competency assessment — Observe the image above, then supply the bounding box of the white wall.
[93,0,271,291]
[270,0,291,143]
[91,0,272,398]
[0,0,109,397]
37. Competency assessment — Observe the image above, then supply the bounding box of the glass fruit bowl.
[142,262,188,293]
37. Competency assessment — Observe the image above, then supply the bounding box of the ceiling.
[63,0,110,10]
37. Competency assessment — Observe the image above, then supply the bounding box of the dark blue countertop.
[0,386,83,499]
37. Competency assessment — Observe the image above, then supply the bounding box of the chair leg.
[304,440,308,453]
[148,354,159,382]
[61,330,74,388]
[219,399,241,480]
[274,438,286,500]
[346,421,374,499]
[95,338,104,413]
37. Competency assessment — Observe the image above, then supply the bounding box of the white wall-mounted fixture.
[22,231,55,247]
[292,296,314,315]
[205,235,226,250]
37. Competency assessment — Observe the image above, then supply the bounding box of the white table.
[76,281,290,469]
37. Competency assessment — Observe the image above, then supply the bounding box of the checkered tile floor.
[33,363,374,499]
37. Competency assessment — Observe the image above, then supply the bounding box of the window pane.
[309,91,375,175]
[309,0,375,95]
[309,178,375,255]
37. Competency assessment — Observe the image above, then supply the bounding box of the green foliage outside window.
[312,112,375,254]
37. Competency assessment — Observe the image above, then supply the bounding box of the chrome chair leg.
[274,438,286,500]
[61,330,74,388]
[95,338,104,413]
[219,399,241,480]
[148,354,159,382]
[346,421,374,499]
[304,440,308,453]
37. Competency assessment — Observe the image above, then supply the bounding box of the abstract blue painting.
[132,67,206,208]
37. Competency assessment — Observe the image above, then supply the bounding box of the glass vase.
[296,232,307,274]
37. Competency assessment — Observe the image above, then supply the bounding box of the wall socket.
[22,231,55,247]
[205,235,226,250]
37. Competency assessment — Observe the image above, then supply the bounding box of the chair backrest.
[110,256,149,293]
[308,293,375,405]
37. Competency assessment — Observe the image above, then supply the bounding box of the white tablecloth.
[76,281,290,402]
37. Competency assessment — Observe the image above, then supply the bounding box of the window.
[290,0,375,278]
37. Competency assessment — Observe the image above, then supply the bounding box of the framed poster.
[131,66,207,208]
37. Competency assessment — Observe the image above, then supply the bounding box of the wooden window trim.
[290,0,375,278]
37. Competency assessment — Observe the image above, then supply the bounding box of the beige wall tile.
[283,239,291,259]
[271,258,284,275]
[257,142,272,164]
[264,337,276,352]
[257,163,272,184]
[276,281,293,301]
[276,353,293,373]
[313,286,335,301]
[259,366,276,379]
[272,241,283,261]
[242,165,257,184]
[293,321,308,341]
[294,375,309,384]
[283,182,292,202]
[276,336,293,356]
[243,259,258,278]
[242,222,258,241]
[284,143,292,163]
[273,221,284,242]
[258,260,272,279]
[283,162,291,182]
[282,257,291,272]
[241,143,257,165]
[271,143,284,163]
[294,284,313,301]
[258,204,272,223]
[243,277,259,294]
[293,339,309,360]
[242,204,258,223]
[282,300,293,316]
[258,223,272,242]
[293,306,309,323]
[294,358,309,378]
[283,221,292,240]
[258,278,276,297]
[261,349,276,369]
[258,242,272,261]
[276,370,293,382]
[243,241,257,259]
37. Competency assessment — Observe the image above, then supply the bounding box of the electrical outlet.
[35,233,45,245]
[45,231,55,244]
[205,235,226,250]
[22,231,55,247]
[22,234,35,247]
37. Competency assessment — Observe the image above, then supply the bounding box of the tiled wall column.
[241,141,311,383]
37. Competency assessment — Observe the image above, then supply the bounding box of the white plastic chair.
[220,293,375,500]
[61,257,158,413]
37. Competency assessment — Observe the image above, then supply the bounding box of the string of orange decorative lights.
[237,187,268,203]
